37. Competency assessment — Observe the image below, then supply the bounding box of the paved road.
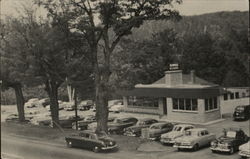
[1,133,132,159]
[1,132,242,159]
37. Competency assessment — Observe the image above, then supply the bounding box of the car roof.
[151,122,169,127]
[139,118,157,122]
[174,124,194,127]
[188,128,207,132]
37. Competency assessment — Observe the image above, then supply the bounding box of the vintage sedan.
[72,115,96,130]
[233,105,250,120]
[210,128,249,154]
[174,128,216,151]
[124,118,158,137]
[65,130,117,152]
[108,117,138,134]
[239,141,250,158]
[160,124,195,145]
[148,122,174,140]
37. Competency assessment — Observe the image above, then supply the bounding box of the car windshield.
[173,126,182,131]
[226,131,236,138]
[96,132,108,138]
[236,107,244,111]
[150,125,161,129]
[185,131,197,136]
[113,119,123,124]
[137,121,145,126]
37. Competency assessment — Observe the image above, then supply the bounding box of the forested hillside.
[112,11,249,90]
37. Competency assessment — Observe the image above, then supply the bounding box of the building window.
[128,96,158,108]
[223,93,228,100]
[172,98,198,111]
[235,92,239,99]
[205,97,218,111]
[230,93,234,99]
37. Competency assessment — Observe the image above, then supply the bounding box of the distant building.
[120,65,222,124]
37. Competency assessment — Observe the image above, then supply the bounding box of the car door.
[79,133,89,148]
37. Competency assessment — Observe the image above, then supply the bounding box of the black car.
[124,118,158,137]
[72,115,96,130]
[65,130,117,152]
[210,128,249,154]
[108,117,138,134]
[233,105,250,120]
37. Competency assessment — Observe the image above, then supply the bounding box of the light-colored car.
[25,98,40,108]
[239,141,250,158]
[160,124,195,144]
[65,102,75,111]
[174,128,216,151]
[109,104,124,113]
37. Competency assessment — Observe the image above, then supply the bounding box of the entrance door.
[162,98,167,115]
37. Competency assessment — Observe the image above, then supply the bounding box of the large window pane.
[213,97,217,109]
[185,99,191,110]
[179,98,184,110]
[205,99,209,111]
[209,98,213,110]
[172,98,178,110]
[192,99,198,111]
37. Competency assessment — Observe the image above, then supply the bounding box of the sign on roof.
[169,64,179,70]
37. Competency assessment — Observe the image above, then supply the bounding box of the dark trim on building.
[118,86,220,98]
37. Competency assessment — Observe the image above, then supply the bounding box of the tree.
[38,0,182,132]
[0,18,32,122]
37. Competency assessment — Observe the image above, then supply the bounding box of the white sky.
[1,0,249,18]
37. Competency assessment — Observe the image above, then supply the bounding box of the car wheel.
[211,150,216,153]
[193,144,199,151]
[67,141,72,148]
[177,148,181,151]
[229,147,234,154]
[93,146,100,153]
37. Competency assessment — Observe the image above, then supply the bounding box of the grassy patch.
[1,122,145,151]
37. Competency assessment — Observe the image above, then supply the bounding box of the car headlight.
[210,141,217,146]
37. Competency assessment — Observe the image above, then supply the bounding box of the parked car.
[148,122,174,140]
[108,100,123,107]
[210,128,249,154]
[65,102,75,111]
[65,130,117,152]
[39,98,50,107]
[160,124,195,145]
[239,141,250,158]
[174,128,216,151]
[109,104,125,113]
[25,98,40,108]
[5,114,19,122]
[88,117,117,131]
[124,118,158,137]
[72,115,96,130]
[79,100,93,111]
[233,105,250,120]
[108,117,138,134]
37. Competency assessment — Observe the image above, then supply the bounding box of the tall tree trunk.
[13,84,25,122]
[45,80,59,128]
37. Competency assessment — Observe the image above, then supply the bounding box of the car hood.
[175,136,198,143]
[161,131,183,139]
[239,142,250,151]
[148,129,162,134]
[216,137,235,144]
[126,125,146,131]
[98,137,116,144]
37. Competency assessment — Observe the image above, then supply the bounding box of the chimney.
[165,64,183,86]
[190,70,196,84]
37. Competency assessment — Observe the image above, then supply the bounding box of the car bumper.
[124,132,137,137]
[239,151,250,157]
[173,145,193,149]
[210,147,230,152]
[101,145,117,150]
[160,139,175,144]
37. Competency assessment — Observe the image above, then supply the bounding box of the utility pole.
[74,88,78,130]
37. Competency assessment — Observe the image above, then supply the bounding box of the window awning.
[118,86,221,98]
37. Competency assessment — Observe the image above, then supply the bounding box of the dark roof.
[119,86,220,98]
[153,74,216,85]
